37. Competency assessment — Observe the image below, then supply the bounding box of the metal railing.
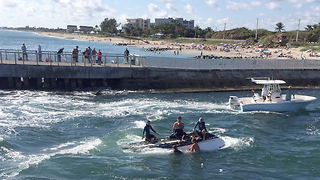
[0,49,146,68]
[1,49,320,70]
[144,56,320,70]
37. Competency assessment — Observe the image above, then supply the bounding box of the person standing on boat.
[261,85,268,102]
[285,86,295,101]
[172,116,186,140]
[191,117,207,141]
[189,138,200,152]
[142,120,159,143]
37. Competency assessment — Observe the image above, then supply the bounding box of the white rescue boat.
[229,77,317,112]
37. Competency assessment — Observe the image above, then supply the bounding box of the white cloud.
[184,4,196,14]
[148,3,168,17]
[205,0,218,7]
[251,1,262,6]
[216,17,229,29]
[226,1,251,11]
[266,2,281,10]
[118,13,129,28]
[166,3,177,12]
[295,3,302,8]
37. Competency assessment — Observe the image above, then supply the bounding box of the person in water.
[142,120,159,143]
[172,145,182,154]
[189,138,200,152]
[191,117,207,141]
[171,116,186,140]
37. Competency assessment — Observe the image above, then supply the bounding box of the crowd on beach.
[36,32,320,61]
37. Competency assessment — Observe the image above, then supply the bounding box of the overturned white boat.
[229,77,317,112]
[123,132,225,152]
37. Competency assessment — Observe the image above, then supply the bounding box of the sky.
[0,0,320,31]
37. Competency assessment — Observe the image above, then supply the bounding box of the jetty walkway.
[1,49,320,90]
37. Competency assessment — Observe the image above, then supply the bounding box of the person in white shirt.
[261,85,268,102]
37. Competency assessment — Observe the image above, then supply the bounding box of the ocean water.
[0,29,197,58]
[0,89,319,179]
[1,30,320,179]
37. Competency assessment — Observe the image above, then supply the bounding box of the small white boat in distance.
[229,77,317,112]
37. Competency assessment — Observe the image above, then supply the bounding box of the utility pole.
[296,18,300,42]
[255,18,258,40]
[223,23,226,40]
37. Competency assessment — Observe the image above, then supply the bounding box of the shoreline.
[36,32,320,60]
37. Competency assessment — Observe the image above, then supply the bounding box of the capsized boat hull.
[175,137,225,151]
[123,133,225,152]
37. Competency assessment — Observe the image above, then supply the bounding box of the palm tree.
[305,25,313,31]
[275,22,285,32]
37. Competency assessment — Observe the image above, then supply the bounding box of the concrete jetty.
[1,49,320,90]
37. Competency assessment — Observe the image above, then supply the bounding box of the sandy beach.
[37,32,320,60]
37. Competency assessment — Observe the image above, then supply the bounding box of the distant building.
[155,18,194,30]
[66,25,77,33]
[154,32,165,39]
[123,18,151,30]
[79,26,94,32]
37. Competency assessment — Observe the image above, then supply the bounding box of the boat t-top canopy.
[251,78,286,85]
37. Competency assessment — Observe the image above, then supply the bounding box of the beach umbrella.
[243,43,247,45]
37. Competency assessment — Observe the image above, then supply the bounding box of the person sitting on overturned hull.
[142,120,159,143]
[191,117,208,141]
[171,116,186,141]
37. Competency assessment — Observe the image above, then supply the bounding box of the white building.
[155,18,194,30]
[124,18,151,30]
[66,25,77,33]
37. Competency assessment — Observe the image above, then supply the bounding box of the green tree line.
[99,19,320,43]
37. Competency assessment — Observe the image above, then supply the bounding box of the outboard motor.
[229,96,240,110]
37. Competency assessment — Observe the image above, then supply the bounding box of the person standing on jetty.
[57,48,64,62]
[36,44,42,62]
[88,46,92,63]
[97,49,102,65]
[72,46,79,63]
[92,48,97,64]
[124,48,129,63]
[21,43,28,61]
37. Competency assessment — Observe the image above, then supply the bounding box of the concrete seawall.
[1,64,320,90]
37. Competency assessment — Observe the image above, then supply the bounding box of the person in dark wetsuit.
[191,117,207,141]
[171,116,186,140]
[172,145,182,154]
[142,120,159,143]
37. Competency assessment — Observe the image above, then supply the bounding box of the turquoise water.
[0,29,196,58]
[0,30,320,179]
[0,89,319,179]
